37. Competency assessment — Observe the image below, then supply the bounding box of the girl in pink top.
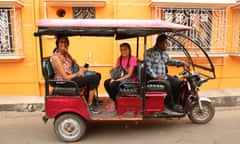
[116,52,137,81]
[104,42,137,112]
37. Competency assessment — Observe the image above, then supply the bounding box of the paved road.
[0,107,240,144]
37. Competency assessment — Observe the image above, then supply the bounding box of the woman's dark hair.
[55,35,69,48]
[155,34,168,46]
[54,35,73,61]
[119,42,131,68]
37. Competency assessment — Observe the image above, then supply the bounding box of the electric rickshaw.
[34,19,216,142]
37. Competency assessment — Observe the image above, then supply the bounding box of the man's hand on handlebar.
[183,61,190,68]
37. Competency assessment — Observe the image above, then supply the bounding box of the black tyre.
[188,101,215,124]
[54,113,86,142]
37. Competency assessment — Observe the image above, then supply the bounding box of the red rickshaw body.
[116,93,166,116]
[144,93,166,115]
[45,96,91,120]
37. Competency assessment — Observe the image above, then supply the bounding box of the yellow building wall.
[217,7,240,89]
[0,0,40,96]
[0,0,240,97]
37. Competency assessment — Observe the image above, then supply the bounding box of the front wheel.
[54,113,86,142]
[188,101,215,124]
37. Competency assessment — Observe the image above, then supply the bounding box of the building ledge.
[0,53,25,62]
[89,64,113,67]
[208,52,228,57]
[0,0,24,8]
[229,52,240,60]
[229,52,240,56]
[148,0,236,7]
[169,52,228,57]
[44,0,106,7]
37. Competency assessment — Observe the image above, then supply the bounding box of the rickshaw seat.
[119,83,139,96]
[146,80,166,92]
[118,62,143,96]
[42,57,80,96]
[118,61,166,95]
[136,62,166,93]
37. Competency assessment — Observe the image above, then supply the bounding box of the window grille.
[0,8,23,54]
[152,7,227,52]
[73,7,95,19]
[0,8,13,53]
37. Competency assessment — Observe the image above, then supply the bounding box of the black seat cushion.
[147,80,166,92]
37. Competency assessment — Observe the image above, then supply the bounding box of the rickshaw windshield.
[167,33,216,79]
[34,18,215,79]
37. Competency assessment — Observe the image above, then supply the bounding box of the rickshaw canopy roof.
[34,19,191,39]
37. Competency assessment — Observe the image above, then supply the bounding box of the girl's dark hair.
[120,42,131,56]
[120,42,131,68]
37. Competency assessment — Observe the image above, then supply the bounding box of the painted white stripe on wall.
[150,0,236,4]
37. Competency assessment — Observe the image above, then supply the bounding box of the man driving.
[145,34,187,112]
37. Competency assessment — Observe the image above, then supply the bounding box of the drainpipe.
[33,0,43,96]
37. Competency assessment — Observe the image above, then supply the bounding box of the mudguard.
[198,97,212,110]
[199,97,212,103]
[186,96,212,111]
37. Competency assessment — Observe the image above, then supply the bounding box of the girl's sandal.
[107,103,116,112]
[105,103,111,109]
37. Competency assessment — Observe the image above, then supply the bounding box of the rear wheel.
[188,101,215,124]
[54,113,86,142]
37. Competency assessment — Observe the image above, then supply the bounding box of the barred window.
[0,8,23,56]
[73,7,95,19]
[153,7,227,52]
[0,8,13,53]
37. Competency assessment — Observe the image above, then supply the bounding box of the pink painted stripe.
[145,93,167,97]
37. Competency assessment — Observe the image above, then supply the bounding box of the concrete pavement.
[199,88,240,107]
[0,88,240,112]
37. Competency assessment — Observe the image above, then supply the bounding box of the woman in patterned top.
[50,36,101,114]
